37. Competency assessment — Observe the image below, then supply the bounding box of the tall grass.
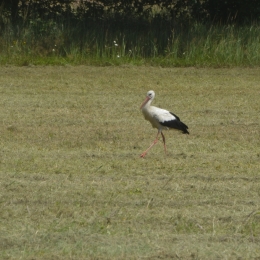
[0,17,260,66]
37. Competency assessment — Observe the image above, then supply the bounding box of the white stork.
[140,90,189,158]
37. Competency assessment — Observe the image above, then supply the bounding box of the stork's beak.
[140,96,150,109]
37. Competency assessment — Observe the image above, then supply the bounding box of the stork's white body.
[142,105,178,130]
[140,90,189,158]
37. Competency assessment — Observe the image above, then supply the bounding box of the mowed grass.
[0,66,260,259]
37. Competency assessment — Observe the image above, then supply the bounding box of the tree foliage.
[0,0,259,38]
[0,0,259,62]
[1,0,260,25]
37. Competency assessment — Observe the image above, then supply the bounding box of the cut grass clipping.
[0,66,260,259]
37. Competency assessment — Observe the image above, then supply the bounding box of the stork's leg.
[161,132,167,154]
[140,131,160,158]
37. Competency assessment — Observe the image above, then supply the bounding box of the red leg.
[140,131,160,158]
[161,132,167,154]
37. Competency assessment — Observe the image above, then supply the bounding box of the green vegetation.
[1,1,260,67]
[1,21,260,66]
[0,66,260,259]
[1,1,260,258]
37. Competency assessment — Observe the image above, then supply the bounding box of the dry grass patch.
[0,66,260,259]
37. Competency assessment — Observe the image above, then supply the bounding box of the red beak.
[140,96,150,109]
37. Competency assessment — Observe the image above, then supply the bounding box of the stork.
[140,90,189,158]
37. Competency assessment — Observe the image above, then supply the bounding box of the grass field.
[1,22,260,67]
[0,66,260,259]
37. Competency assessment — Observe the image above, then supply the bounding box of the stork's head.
[140,90,155,109]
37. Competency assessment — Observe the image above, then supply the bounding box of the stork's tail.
[180,121,189,134]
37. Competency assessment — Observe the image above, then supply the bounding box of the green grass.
[1,22,260,66]
[0,66,260,259]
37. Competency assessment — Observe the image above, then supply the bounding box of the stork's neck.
[142,99,152,110]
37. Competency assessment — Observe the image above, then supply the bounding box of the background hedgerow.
[0,0,260,66]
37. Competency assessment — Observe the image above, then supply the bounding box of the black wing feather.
[160,112,189,134]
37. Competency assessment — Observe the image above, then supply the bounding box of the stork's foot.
[140,152,147,158]
[139,139,158,158]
